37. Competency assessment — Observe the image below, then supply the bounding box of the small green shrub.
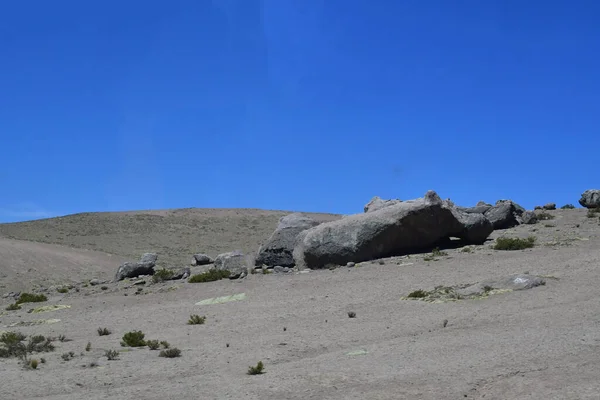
[105,349,119,360]
[26,335,54,354]
[536,212,554,220]
[247,361,264,375]
[347,311,356,318]
[40,357,46,364]
[188,314,206,325]
[560,204,575,209]
[5,303,21,311]
[97,327,111,336]
[494,236,536,250]
[152,269,174,283]
[57,287,69,294]
[159,347,181,358]
[146,340,160,350]
[188,269,230,283]
[120,331,146,347]
[460,247,473,253]
[0,332,27,359]
[61,352,74,361]
[58,335,68,342]
[29,359,39,369]
[15,293,47,305]
[85,342,91,352]
[406,290,429,299]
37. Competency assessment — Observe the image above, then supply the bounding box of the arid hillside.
[0,208,341,266]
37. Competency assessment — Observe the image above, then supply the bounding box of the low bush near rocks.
[587,208,600,218]
[159,347,181,358]
[29,359,39,369]
[160,341,170,349]
[247,361,265,375]
[121,331,146,347]
[15,293,47,305]
[494,236,536,250]
[57,287,69,294]
[152,268,174,283]
[0,332,55,361]
[188,269,230,283]
[561,204,575,209]
[188,314,206,325]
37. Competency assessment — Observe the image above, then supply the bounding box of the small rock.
[543,203,556,210]
[133,280,146,285]
[346,262,356,268]
[192,253,213,266]
[273,266,292,273]
[89,279,101,286]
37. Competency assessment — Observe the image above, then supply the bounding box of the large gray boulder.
[579,189,600,209]
[214,250,248,279]
[364,196,402,213]
[293,191,493,269]
[115,253,157,281]
[483,200,526,230]
[255,213,320,268]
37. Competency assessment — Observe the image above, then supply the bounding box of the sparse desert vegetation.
[247,361,265,375]
[121,331,146,347]
[494,236,536,250]
[15,293,47,305]
[187,314,206,325]
[188,269,230,283]
[159,347,181,358]
[97,327,111,336]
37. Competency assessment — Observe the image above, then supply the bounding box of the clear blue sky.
[1,0,598,222]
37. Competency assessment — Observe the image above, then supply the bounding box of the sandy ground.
[1,208,600,399]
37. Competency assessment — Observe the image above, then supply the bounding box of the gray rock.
[459,204,493,214]
[534,205,543,210]
[294,190,493,269]
[364,196,402,213]
[140,253,158,264]
[483,200,526,230]
[457,274,545,297]
[543,203,556,210]
[346,262,356,268]
[214,250,248,279]
[192,253,213,266]
[521,211,538,225]
[255,213,320,268]
[115,253,158,281]
[89,279,101,286]
[476,201,492,207]
[273,266,292,273]
[171,267,191,280]
[133,279,146,285]
[579,189,600,209]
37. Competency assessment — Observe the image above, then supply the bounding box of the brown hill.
[0,208,340,290]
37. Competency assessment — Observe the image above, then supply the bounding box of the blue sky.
[1,0,598,222]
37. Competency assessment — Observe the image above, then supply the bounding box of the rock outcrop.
[483,200,526,230]
[115,253,157,281]
[293,191,493,269]
[255,213,320,268]
[579,189,600,209]
[191,253,213,266]
[363,196,402,213]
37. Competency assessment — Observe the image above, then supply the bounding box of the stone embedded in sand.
[293,190,493,269]
[255,213,320,268]
[192,253,213,266]
[521,211,538,225]
[579,189,600,209]
[214,250,248,279]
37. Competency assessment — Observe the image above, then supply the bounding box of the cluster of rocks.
[114,188,600,280]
